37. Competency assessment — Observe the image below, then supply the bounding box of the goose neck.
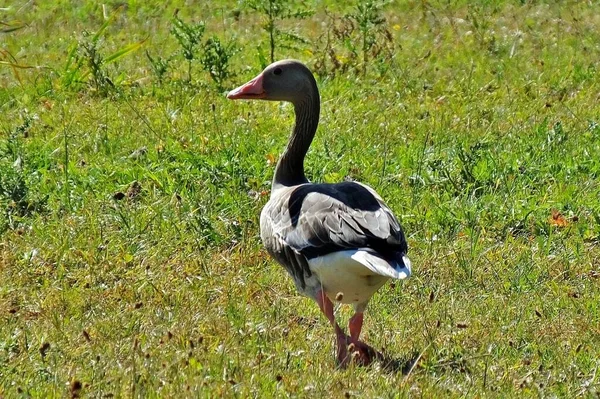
[273,88,320,188]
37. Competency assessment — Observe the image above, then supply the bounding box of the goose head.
[227,60,316,104]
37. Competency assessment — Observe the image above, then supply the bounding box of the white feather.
[308,249,411,305]
[350,250,411,280]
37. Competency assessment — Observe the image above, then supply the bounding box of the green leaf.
[0,61,39,69]
[103,39,147,65]
[256,46,268,69]
[0,21,26,33]
[91,5,124,43]
[64,42,78,71]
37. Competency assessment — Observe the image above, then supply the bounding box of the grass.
[1,0,600,397]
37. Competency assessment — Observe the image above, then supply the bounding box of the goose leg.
[349,312,364,341]
[348,305,379,366]
[315,290,349,367]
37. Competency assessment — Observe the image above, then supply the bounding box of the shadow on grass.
[376,350,423,374]
[344,343,423,374]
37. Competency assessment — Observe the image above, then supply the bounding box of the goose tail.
[350,249,412,280]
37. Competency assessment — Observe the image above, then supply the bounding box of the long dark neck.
[273,81,320,188]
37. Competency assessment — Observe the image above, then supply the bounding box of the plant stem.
[269,23,275,63]
[268,1,275,63]
[363,30,367,76]
[62,109,71,212]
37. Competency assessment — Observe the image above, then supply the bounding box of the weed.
[467,5,500,54]
[61,8,145,94]
[0,48,37,85]
[0,115,47,232]
[201,36,238,91]
[0,18,28,85]
[313,1,394,77]
[348,0,392,76]
[170,12,206,82]
[80,31,112,94]
[145,50,173,85]
[247,0,314,65]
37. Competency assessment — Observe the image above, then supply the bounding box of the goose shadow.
[377,350,422,374]
[355,347,423,374]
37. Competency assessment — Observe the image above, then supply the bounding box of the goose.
[227,60,411,367]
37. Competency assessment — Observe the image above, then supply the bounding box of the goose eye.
[273,67,282,76]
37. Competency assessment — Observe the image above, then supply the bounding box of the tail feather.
[350,249,412,280]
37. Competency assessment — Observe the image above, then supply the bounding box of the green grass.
[1,0,600,397]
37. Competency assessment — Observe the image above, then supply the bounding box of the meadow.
[1,0,600,397]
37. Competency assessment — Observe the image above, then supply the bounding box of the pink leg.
[348,311,380,366]
[349,312,364,341]
[315,290,349,367]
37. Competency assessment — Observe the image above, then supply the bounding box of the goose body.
[228,60,411,366]
[260,181,411,305]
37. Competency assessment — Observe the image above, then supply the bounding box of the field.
[1,0,600,397]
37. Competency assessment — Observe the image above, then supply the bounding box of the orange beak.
[227,74,266,100]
